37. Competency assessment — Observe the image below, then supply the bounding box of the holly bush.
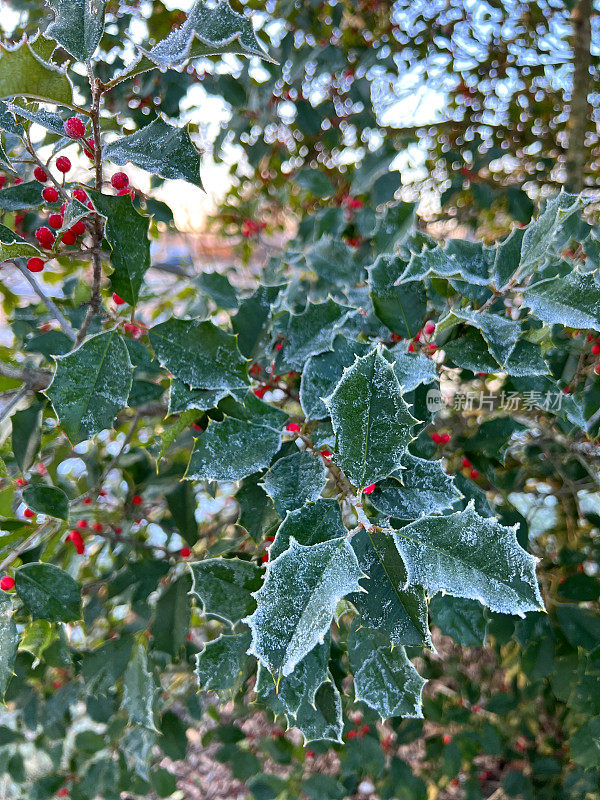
[0,2,599,800]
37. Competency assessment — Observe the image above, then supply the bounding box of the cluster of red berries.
[407,322,437,354]
[461,457,480,480]
[347,723,370,739]
[342,194,363,210]
[241,218,266,238]
[430,432,451,445]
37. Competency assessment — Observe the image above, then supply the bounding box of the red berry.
[320,449,332,459]
[430,432,443,444]
[253,386,267,399]
[34,166,48,182]
[0,576,14,591]
[114,526,122,534]
[461,457,471,468]
[92,522,102,532]
[112,293,125,305]
[424,322,436,335]
[563,385,572,394]
[407,342,415,352]
[48,213,63,229]
[180,547,191,558]
[76,519,88,529]
[23,508,35,519]
[362,483,376,495]
[427,343,437,353]
[63,116,85,138]
[443,735,452,744]
[440,433,451,443]
[57,788,69,797]
[117,187,134,198]
[191,423,201,432]
[261,553,269,564]
[83,497,92,505]
[470,469,480,479]
[347,730,358,739]
[35,226,55,248]
[27,257,45,273]
[111,172,129,189]
[15,478,27,486]
[592,344,600,355]
[42,186,59,203]
[61,230,77,245]
[450,779,459,787]
[472,704,482,713]
[306,750,315,758]
[132,494,142,505]
[70,220,86,236]
[72,188,87,203]
[55,156,71,174]
[286,422,301,433]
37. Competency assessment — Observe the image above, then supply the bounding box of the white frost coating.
[392,500,544,616]
[523,270,600,330]
[245,537,363,676]
[349,628,426,719]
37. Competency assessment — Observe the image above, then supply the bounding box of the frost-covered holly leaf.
[190,558,263,624]
[104,118,202,188]
[236,474,280,544]
[347,626,426,719]
[348,529,431,647]
[300,335,369,420]
[11,398,44,473]
[0,37,73,106]
[195,271,239,309]
[167,377,229,415]
[263,451,327,516]
[398,240,491,286]
[429,595,488,647]
[232,284,281,358]
[0,100,21,136]
[46,330,133,444]
[87,190,150,306]
[15,563,81,622]
[277,299,354,371]
[443,329,500,374]
[46,0,106,61]
[269,498,347,561]
[0,222,41,262]
[6,102,67,136]
[0,181,45,212]
[369,453,461,519]
[493,225,525,289]
[140,0,274,68]
[519,191,586,274]
[246,537,362,677]
[195,631,252,692]
[218,390,287,430]
[385,346,438,393]
[149,318,248,391]
[21,485,69,520]
[306,237,364,286]
[256,637,330,717]
[392,502,544,616]
[523,271,600,330]
[503,340,548,377]
[121,644,157,731]
[0,141,15,174]
[437,308,521,366]
[0,593,18,701]
[294,680,343,744]
[325,347,416,490]
[368,254,426,337]
[186,416,281,482]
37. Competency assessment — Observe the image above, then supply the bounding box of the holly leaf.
[437,308,522,366]
[232,285,281,358]
[386,346,438,392]
[300,335,369,421]
[263,451,327,516]
[236,474,280,544]
[519,191,586,275]
[368,254,426,337]
[149,318,248,391]
[0,594,18,701]
[167,377,229,415]
[195,631,252,692]
[306,237,363,286]
[46,0,106,61]
[429,595,488,646]
[277,299,354,371]
[150,575,191,658]
[325,346,416,490]
[269,498,347,561]
[0,223,41,263]
[0,37,73,106]
[11,398,45,473]
[294,680,343,744]
[122,643,157,731]
[0,181,45,212]
[140,0,274,68]
[392,502,544,616]
[398,240,491,286]
[15,562,81,622]
[104,118,202,188]
[256,638,330,717]
[190,558,263,624]
[348,528,431,647]
[347,626,426,719]
[369,453,461,519]
[186,416,281,482]
[87,190,151,306]
[21,485,69,520]
[523,270,600,330]
[493,226,525,289]
[246,537,362,677]
[46,330,133,444]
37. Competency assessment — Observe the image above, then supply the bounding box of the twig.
[0,386,29,424]
[11,261,77,341]
[0,521,56,573]
[0,363,51,391]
